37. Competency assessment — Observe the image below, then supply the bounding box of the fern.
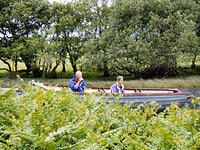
[0,84,199,149]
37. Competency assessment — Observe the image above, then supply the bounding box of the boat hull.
[106,94,188,110]
[30,80,190,111]
[77,93,189,111]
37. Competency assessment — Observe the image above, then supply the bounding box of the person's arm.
[69,80,78,91]
[82,81,87,92]
[74,81,82,89]
[110,88,113,93]
[110,85,117,93]
[121,84,125,94]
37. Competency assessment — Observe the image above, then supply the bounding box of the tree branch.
[0,68,9,71]
[0,58,12,71]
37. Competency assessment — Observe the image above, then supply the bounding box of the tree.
[51,2,87,73]
[103,0,200,78]
[25,31,64,78]
[80,0,111,76]
[0,0,51,73]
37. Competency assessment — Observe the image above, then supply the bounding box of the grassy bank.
[87,76,200,88]
[1,75,200,88]
[1,59,200,88]
[1,59,200,79]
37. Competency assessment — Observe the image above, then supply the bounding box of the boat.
[31,80,190,111]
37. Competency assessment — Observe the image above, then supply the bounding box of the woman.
[110,76,125,94]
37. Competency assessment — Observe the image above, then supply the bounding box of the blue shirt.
[69,76,87,92]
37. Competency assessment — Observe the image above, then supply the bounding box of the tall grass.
[123,76,200,88]
[1,75,200,88]
[0,84,200,149]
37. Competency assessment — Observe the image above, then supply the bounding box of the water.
[181,88,200,98]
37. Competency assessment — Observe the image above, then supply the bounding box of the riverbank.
[1,75,200,88]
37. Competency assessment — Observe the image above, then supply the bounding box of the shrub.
[0,85,199,149]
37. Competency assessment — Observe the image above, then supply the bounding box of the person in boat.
[69,71,87,92]
[110,76,125,94]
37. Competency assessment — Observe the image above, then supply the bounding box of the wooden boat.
[31,80,190,111]
[0,88,23,93]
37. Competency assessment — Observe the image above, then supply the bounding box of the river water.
[181,88,200,98]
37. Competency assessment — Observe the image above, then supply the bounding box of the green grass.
[1,56,200,78]
[0,60,74,78]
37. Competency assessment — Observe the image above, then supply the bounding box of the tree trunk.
[0,58,12,72]
[62,60,66,72]
[68,54,77,73]
[71,62,77,74]
[46,62,60,79]
[103,61,109,77]
[32,67,43,78]
[191,53,197,69]
[25,63,32,75]
[52,62,60,73]
[21,55,32,75]
[15,57,18,72]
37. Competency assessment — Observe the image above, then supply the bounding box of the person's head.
[75,71,83,81]
[117,76,123,85]
[75,71,82,79]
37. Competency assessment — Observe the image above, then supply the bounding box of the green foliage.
[1,0,200,78]
[0,0,51,73]
[80,0,200,78]
[0,85,200,149]
[50,1,87,73]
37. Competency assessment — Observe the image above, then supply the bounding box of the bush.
[0,85,200,149]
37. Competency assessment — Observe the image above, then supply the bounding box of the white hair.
[75,71,82,77]
[117,76,123,81]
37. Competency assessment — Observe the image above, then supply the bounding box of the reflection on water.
[181,89,200,98]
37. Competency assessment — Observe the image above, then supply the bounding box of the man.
[69,71,87,92]
[110,76,125,94]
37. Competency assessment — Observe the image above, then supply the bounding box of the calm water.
[181,88,200,97]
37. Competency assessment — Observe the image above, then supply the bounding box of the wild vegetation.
[1,0,200,79]
[0,85,200,149]
[1,0,200,149]
[1,75,200,88]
